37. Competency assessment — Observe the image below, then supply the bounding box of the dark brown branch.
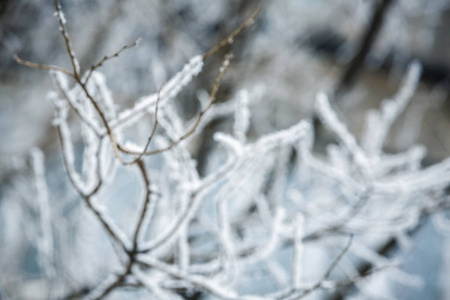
[132,160,152,251]
[336,0,395,96]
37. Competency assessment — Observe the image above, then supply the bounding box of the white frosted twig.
[213,133,244,158]
[51,71,102,136]
[116,52,231,158]
[375,145,426,177]
[267,259,289,287]
[54,0,81,77]
[316,93,371,179]
[188,206,284,277]
[362,61,422,155]
[195,86,263,135]
[111,55,204,130]
[157,109,200,186]
[375,157,450,193]
[93,203,132,250]
[56,111,90,195]
[217,196,237,281]
[51,94,130,251]
[139,168,227,254]
[89,71,117,120]
[177,191,191,271]
[327,144,349,173]
[213,152,273,222]
[138,132,243,254]
[80,108,100,192]
[233,89,250,143]
[137,185,160,244]
[197,134,244,192]
[177,226,190,271]
[30,148,54,296]
[85,273,119,300]
[159,98,184,139]
[134,267,184,300]
[136,256,239,300]
[99,137,117,183]
[240,208,285,264]
[138,190,199,253]
[275,236,353,300]
[298,144,363,194]
[195,95,238,133]
[292,216,304,289]
[249,121,311,152]
[268,147,292,206]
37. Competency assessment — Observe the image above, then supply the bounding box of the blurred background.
[1,0,450,299]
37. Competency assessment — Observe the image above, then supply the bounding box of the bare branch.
[54,0,81,78]
[336,0,395,95]
[203,8,260,60]
[122,86,163,166]
[84,37,141,84]
[14,55,75,78]
[132,160,153,251]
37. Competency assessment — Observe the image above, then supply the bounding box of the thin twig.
[276,235,354,300]
[132,160,152,251]
[296,235,353,299]
[54,0,81,78]
[84,37,141,84]
[122,85,163,166]
[333,263,399,289]
[202,8,260,60]
[322,235,354,281]
[13,55,75,78]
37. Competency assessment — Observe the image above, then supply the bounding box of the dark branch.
[336,0,395,96]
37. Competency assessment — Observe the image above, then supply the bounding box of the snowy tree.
[2,0,450,299]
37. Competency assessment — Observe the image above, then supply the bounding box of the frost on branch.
[9,58,450,299]
[5,4,450,299]
[112,55,204,130]
[362,61,422,157]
